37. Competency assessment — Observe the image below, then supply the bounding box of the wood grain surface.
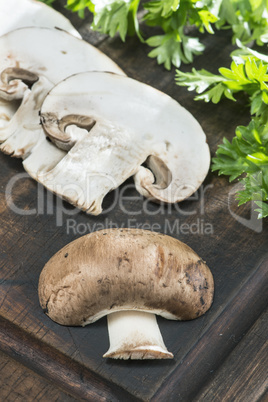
[0,350,76,401]
[0,1,267,401]
[194,308,268,402]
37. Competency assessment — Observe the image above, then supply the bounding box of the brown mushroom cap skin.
[38,229,214,326]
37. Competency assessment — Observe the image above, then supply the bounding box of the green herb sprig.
[41,0,268,69]
[59,0,268,70]
[176,45,268,218]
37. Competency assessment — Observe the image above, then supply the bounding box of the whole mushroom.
[38,229,214,360]
[39,71,210,214]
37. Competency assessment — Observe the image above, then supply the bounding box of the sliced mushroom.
[39,71,210,214]
[0,27,124,177]
[0,98,21,129]
[0,0,81,38]
[38,228,214,359]
[0,0,80,132]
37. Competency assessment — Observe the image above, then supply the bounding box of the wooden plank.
[151,256,268,401]
[193,308,268,402]
[0,316,139,401]
[1,149,267,400]
[0,350,77,402]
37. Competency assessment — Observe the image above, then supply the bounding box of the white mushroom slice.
[0,27,124,177]
[0,98,21,129]
[0,75,66,172]
[38,229,214,360]
[0,0,80,131]
[0,0,80,38]
[39,71,210,213]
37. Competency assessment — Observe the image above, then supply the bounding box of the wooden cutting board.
[0,3,267,401]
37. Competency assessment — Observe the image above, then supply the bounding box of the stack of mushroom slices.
[0,1,210,215]
[0,0,81,132]
[39,229,214,360]
[0,0,124,191]
[0,27,124,178]
[39,71,210,214]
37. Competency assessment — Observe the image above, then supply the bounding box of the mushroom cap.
[38,229,214,326]
[0,0,80,38]
[39,71,210,213]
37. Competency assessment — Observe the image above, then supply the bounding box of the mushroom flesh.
[0,0,81,38]
[39,71,210,214]
[0,0,80,132]
[38,228,214,359]
[0,27,124,177]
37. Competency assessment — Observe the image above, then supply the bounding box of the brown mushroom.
[38,229,214,359]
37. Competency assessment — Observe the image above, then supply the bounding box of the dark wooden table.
[0,2,267,401]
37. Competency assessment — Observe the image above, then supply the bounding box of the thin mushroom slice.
[0,0,81,38]
[0,77,50,148]
[0,0,80,131]
[38,119,146,214]
[39,71,210,213]
[0,98,21,130]
[23,134,66,176]
[0,27,124,178]
[38,228,214,360]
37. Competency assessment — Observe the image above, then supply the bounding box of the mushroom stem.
[104,311,173,360]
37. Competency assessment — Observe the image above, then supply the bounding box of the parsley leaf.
[211,120,268,218]
[80,0,142,40]
[91,1,130,40]
[146,30,205,70]
[175,68,236,102]
[212,120,268,178]
[176,47,268,218]
[65,0,94,18]
[58,1,268,69]
[63,0,220,69]
[143,0,218,69]
[175,53,268,113]
[217,0,268,46]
